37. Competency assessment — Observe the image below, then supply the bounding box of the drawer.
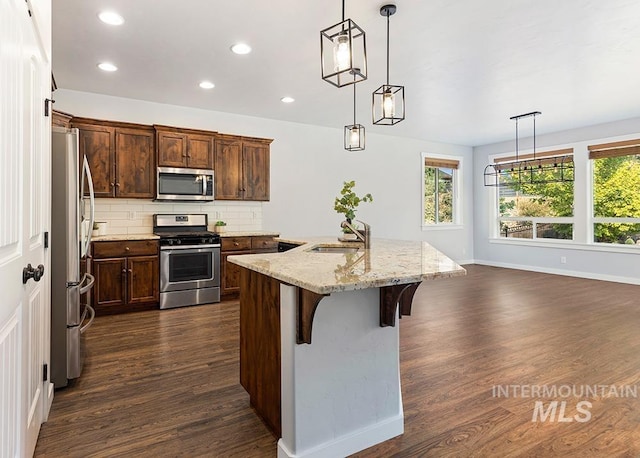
[93,240,159,258]
[222,237,251,251]
[251,236,278,251]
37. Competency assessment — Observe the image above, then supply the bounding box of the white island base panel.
[278,284,404,458]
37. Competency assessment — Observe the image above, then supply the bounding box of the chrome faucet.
[341,219,371,250]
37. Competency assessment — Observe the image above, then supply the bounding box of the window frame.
[421,152,463,230]
[490,150,576,242]
[588,142,640,248]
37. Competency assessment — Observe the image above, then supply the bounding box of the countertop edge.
[228,237,467,295]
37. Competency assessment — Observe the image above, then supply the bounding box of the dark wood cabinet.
[72,118,155,199]
[78,124,115,198]
[155,126,215,169]
[93,257,127,307]
[52,109,73,128]
[221,235,278,296]
[242,141,270,201]
[215,135,272,201]
[92,240,159,314]
[115,128,155,198]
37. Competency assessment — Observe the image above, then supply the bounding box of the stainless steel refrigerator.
[51,126,96,388]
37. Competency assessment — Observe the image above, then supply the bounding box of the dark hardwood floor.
[35,265,640,457]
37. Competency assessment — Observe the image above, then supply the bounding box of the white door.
[0,0,51,456]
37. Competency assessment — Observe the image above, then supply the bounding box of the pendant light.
[483,111,575,187]
[320,0,367,88]
[372,4,405,125]
[345,70,365,151]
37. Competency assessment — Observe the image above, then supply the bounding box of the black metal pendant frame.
[320,0,368,89]
[372,4,405,125]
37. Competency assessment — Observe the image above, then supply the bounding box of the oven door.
[160,244,220,292]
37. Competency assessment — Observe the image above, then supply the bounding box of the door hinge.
[43,363,48,382]
[44,231,49,248]
[44,98,55,117]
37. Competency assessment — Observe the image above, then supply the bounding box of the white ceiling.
[52,0,640,147]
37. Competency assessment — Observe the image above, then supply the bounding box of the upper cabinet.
[72,118,155,199]
[67,116,272,201]
[215,134,272,201]
[155,125,215,170]
[52,110,73,128]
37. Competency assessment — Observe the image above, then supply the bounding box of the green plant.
[214,221,227,227]
[334,180,373,223]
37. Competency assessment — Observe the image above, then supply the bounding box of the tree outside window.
[592,154,640,245]
[496,153,575,240]
[423,156,459,226]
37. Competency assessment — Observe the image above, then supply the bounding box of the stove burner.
[154,232,220,247]
[153,213,221,247]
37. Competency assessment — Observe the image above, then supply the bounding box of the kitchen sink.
[308,246,361,254]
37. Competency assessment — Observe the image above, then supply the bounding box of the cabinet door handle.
[233,242,239,247]
[122,269,127,274]
[115,183,121,187]
[125,246,130,251]
[110,182,114,187]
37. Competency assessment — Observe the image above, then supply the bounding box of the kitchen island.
[228,237,465,458]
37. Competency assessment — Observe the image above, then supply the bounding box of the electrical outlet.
[560,256,567,264]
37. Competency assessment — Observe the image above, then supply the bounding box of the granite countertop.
[228,237,466,294]
[91,234,159,241]
[218,231,280,237]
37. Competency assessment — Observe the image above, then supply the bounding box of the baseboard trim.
[474,259,640,285]
[277,414,403,458]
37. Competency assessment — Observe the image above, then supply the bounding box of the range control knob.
[175,239,182,245]
[167,239,174,246]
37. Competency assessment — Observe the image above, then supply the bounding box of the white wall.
[55,89,474,262]
[473,117,640,284]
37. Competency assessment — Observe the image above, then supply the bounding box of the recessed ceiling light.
[98,11,124,26]
[281,96,295,104]
[97,62,118,72]
[230,43,252,55]
[199,81,215,89]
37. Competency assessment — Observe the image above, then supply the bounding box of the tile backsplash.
[90,199,263,235]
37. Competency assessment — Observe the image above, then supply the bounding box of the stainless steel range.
[153,214,221,309]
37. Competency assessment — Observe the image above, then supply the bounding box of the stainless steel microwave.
[156,167,214,201]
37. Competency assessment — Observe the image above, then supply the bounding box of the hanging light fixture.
[483,111,575,187]
[372,4,405,125]
[320,0,367,88]
[344,70,365,151]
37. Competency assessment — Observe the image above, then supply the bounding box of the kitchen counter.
[91,234,159,241]
[218,230,280,237]
[228,237,465,294]
[231,236,465,458]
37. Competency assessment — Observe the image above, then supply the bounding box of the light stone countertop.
[218,231,280,238]
[228,237,466,294]
[91,234,159,241]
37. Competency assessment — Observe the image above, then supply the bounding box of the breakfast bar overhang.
[229,238,466,458]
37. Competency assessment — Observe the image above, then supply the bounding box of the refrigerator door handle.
[80,304,95,334]
[78,273,95,295]
[81,155,95,256]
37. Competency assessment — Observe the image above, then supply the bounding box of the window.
[495,149,575,240]
[422,155,460,226]
[589,140,640,246]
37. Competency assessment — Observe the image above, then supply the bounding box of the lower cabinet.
[221,236,278,296]
[92,240,159,314]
